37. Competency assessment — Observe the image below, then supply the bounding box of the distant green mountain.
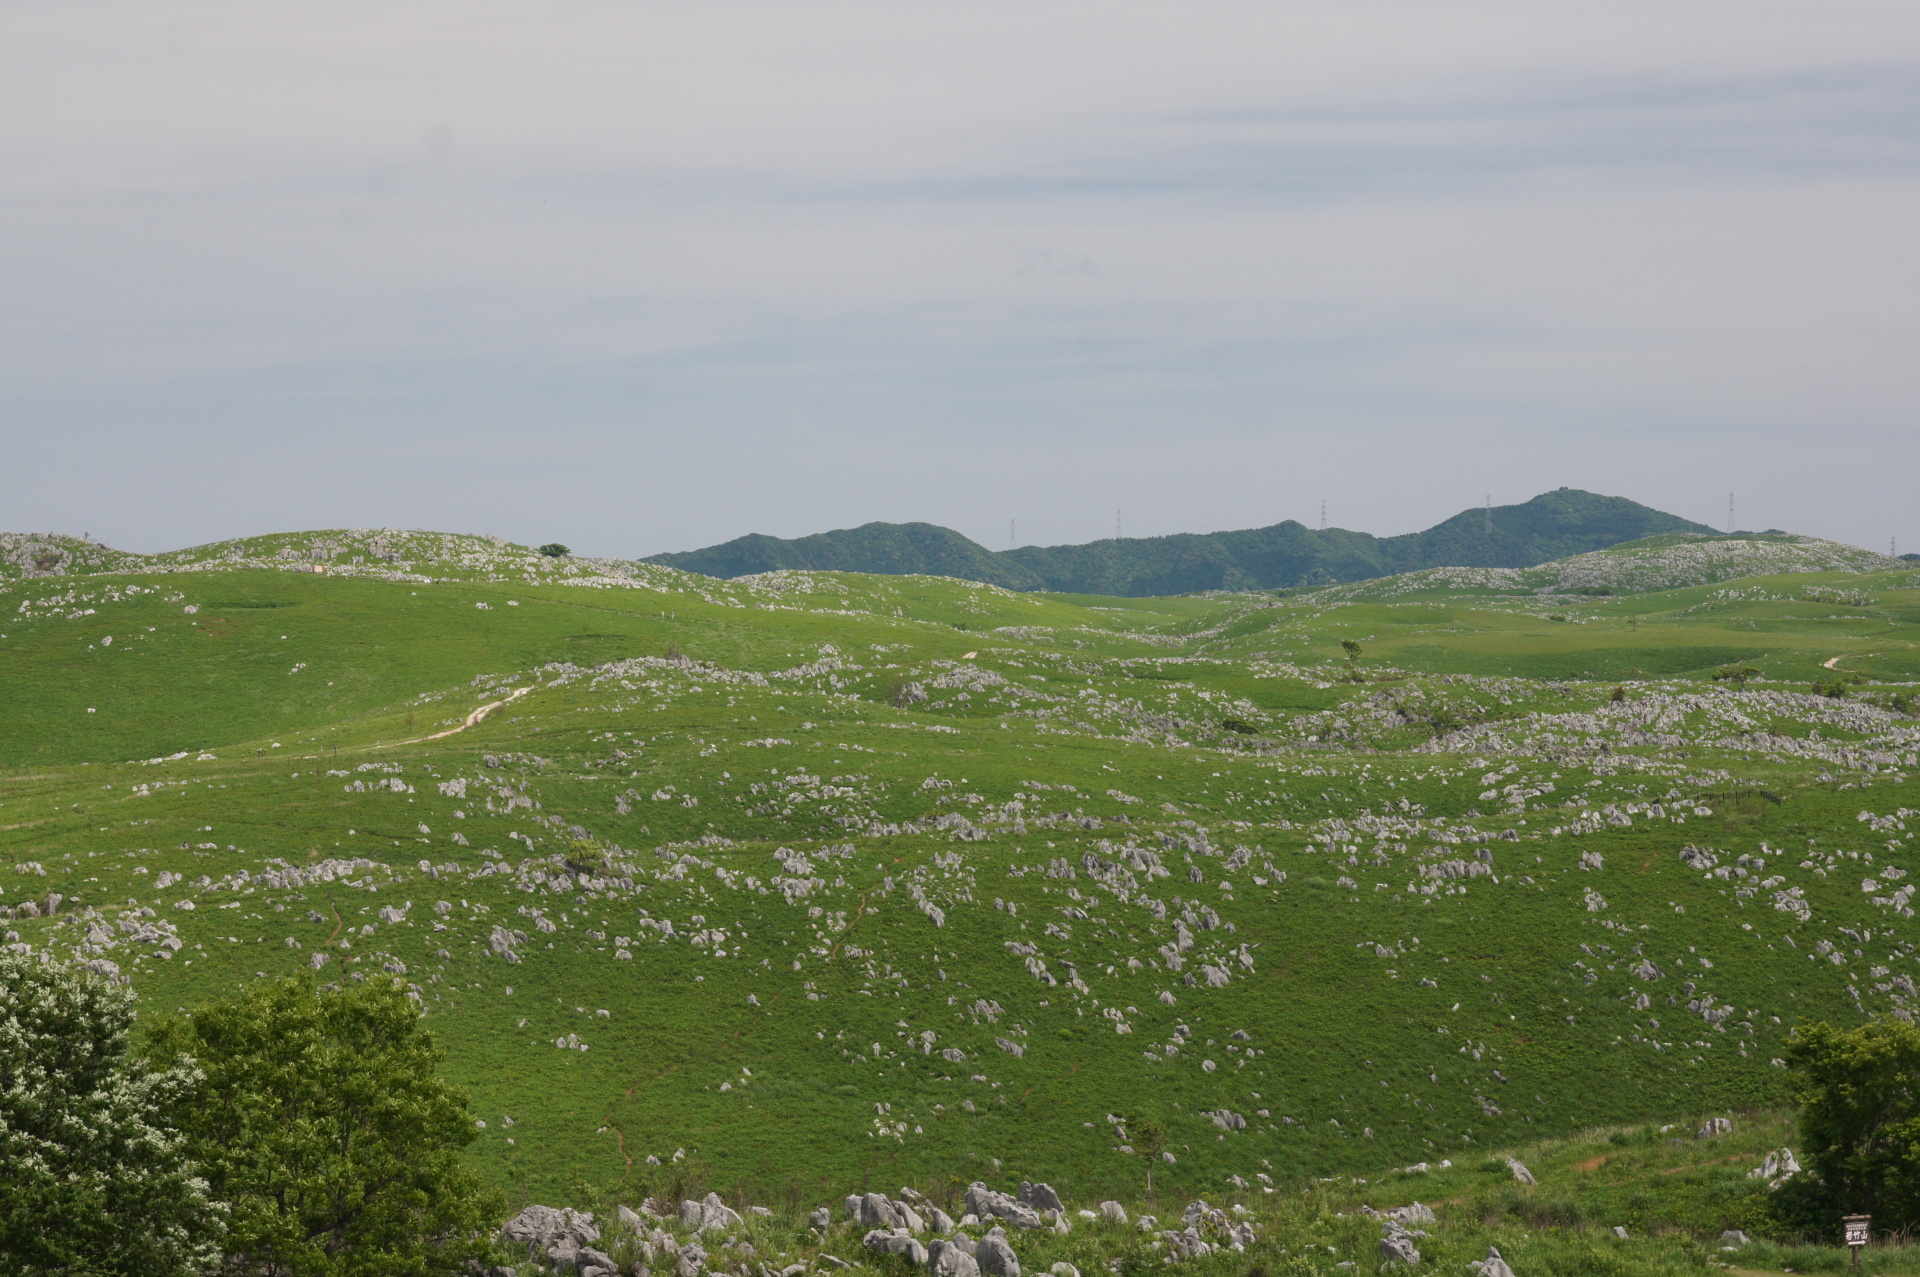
[645,488,1719,596]
[645,521,1038,589]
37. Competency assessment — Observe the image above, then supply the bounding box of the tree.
[1780,1017,1920,1233]
[1340,639,1362,660]
[1123,1114,1168,1202]
[1712,665,1761,687]
[537,543,570,558]
[150,975,503,1277]
[0,949,224,1275]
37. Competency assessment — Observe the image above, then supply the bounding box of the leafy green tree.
[537,543,570,558]
[0,949,224,1275]
[1123,1114,1168,1200]
[150,975,502,1277]
[1340,639,1362,660]
[1781,1017,1920,1232]
[1712,665,1761,686]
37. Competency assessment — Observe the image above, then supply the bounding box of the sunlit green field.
[3,532,1916,1214]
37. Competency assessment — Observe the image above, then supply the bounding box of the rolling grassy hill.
[2,531,1918,1229]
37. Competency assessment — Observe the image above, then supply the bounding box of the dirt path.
[375,686,531,750]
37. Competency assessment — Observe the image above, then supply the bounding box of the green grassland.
[3,533,1918,1238]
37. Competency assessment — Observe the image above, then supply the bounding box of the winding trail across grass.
[374,686,532,751]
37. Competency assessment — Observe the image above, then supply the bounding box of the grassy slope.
[2,549,1917,1229]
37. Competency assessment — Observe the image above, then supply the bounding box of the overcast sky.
[3,1,1917,558]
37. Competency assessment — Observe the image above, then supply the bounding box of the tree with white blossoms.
[0,949,225,1274]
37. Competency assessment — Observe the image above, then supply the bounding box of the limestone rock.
[1379,1230,1421,1266]
[1750,1148,1801,1188]
[1387,1203,1435,1226]
[1099,1201,1128,1224]
[975,1229,1021,1277]
[1506,1159,1537,1185]
[864,1228,926,1263]
[930,1239,981,1277]
[1471,1246,1515,1277]
[809,1207,832,1231]
[1698,1118,1734,1139]
[1018,1182,1065,1214]
[964,1183,1043,1229]
[1721,1231,1751,1247]
[503,1204,601,1256]
[700,1192,743,1231]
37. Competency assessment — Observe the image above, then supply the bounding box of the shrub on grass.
[0,950,224,1275]
[149,975,504,1277]
[1779,1017,1920,1235]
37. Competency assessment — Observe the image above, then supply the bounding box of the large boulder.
[577,1247,619,1275]
[964,1183,1043,1230]
[1472,1246,1515,1277]
[858,1192,903,1230]
[1387,1203,1435,1226]
[701,1192,743,1231]
[1099,1201,1128,1224]
[1379,1228,1421,1266]
[503,1205,601,1258]
[928,1207,957,1233]
[1018,1182,1065,1214]
[975,1229,1021,1277]
[930,1239,981,1277]
[863,1229,929,1264]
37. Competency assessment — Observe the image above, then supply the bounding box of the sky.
[3,1,1917,559]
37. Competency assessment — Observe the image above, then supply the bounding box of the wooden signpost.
[1843,1215,1870,1267]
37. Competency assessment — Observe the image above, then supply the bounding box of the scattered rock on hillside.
[975,1227,1021,1277]
[1698,1118,1733,1138]
[1099,1201,1128,1224]
[1386,1203,1435,1226]
[1018,1182,1065,1213]
[1721,1231,1751,1247]
[1471,1245,1516,1277]
[965,1184,1043,1229]
[502,1205,601,1263]
[809,1207,831,1231]
[1506,1159,1536,1185]
[864,1229,928,1263]
[1379,1226,1421,1266]
[1750,1148,1801,1187]
[929,1238,981,1277]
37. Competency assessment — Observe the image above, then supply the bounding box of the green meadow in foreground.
[2,529,1917,1255]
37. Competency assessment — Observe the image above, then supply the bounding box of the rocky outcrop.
[964,1184,1043,1229]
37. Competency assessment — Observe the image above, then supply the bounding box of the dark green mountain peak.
[645,489,1718,597]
